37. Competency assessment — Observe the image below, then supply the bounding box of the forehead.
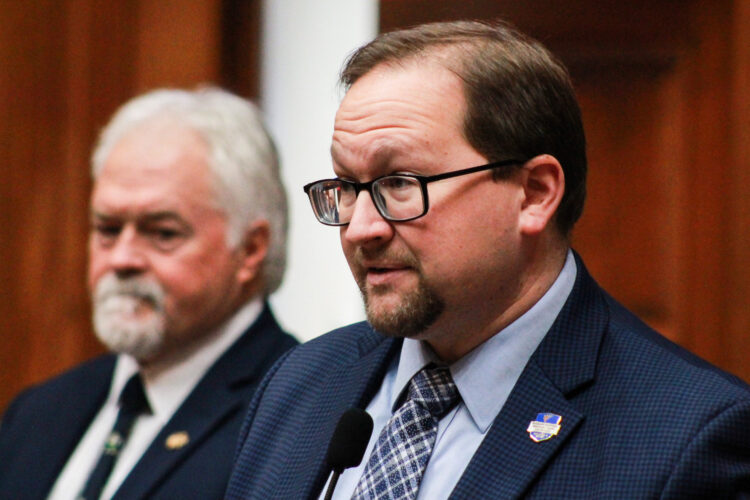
[91,120,219,216]
[332,59,470,171]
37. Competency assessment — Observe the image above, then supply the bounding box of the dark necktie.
[352,365,460,500]
[78,373,150,500]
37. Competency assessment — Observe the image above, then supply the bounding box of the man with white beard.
[0,87,298,499]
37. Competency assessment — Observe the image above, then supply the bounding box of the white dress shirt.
[323,251,577,500]
[47,298,263,500]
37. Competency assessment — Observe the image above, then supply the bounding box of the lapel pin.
[165,431,190,450]
[527,413,562,442]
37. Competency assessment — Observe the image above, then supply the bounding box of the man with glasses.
[227,20,750,499]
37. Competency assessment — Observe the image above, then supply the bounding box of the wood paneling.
[220,0,262,98]
[380,0,750,381]
[1,0,94,409]
[0,0,259,410]
[726,0,750,376]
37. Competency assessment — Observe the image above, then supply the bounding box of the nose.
[106,226,148,277]
[342,190,394,246]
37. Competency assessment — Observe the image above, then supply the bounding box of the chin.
[93,311,166,361]
[363,289,444,338]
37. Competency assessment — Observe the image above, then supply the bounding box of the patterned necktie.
[352,365,460,500]
[78,373,151,500]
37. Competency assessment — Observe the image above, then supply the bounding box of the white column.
[262,0,379,340]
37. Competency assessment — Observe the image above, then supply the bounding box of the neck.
[424,242,568,363]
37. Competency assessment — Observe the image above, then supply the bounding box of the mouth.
[354,247,419,289]
[363,264,412,287]
[98,292,161,315]
[103,291,155,303]
[369,266,397,273]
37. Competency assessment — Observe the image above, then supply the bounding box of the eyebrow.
[91,211,186,224]
[330,143,349,171]
[140,212,186,224]
[330,142,403,175]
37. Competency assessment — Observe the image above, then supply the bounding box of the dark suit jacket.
[226,257,750,499]
[0,303,297,500]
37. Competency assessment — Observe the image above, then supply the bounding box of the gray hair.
[91,87,288,295]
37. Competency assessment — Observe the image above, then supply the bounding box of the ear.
[236,219,270,286]
[518,154,565,236]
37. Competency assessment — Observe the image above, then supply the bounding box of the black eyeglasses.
[303,159,526,226]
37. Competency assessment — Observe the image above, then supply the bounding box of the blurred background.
[1,0,748,412]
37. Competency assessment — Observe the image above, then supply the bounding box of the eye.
[91,221,122,247]
[154,228,181,240]
[379,176,417,191]
[376,176,420,203]
[143,224,189,251]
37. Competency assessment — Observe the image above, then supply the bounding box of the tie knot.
[406,365,460,419]
[119,373,151,416]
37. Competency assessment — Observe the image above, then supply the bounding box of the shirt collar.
[110,297,264,422]
[393,250,577,432]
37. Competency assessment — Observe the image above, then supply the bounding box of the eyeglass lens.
[309,176,424,224]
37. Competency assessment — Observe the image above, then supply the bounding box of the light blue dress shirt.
[323,250,577,499]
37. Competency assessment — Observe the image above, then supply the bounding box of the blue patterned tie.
[352,365,460,500]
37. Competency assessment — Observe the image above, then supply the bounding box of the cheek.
[339,230,357,264]
[87,246,107,291]
[160,228,237,290]
[417,204,517,278]
[155,251,239,308]
[154,258,208,295]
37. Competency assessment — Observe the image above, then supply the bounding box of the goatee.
[92,274,166,361]
[359,275,444,337]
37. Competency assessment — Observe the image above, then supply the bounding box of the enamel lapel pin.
[527,413,562,442]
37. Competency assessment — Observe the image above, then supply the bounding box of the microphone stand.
[323,468,342,500]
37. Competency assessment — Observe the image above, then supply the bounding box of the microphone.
[323,408,374,500]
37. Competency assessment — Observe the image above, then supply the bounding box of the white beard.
[92,274,167,361]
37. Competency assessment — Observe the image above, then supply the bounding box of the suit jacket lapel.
[451,254,608,499]
[113,305,291,499]
[114,380,243,499]
[288,326,401,500]
[34,357,116,497]
[450,362,584,499]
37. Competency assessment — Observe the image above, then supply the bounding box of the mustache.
[93,274,165,308]
[353,246,420,269]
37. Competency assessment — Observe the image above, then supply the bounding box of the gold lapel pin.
[165,431,190,450]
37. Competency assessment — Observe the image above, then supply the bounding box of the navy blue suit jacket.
[227,258,750,499]
[0,304,297,500]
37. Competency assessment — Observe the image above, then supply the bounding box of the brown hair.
[340,20,587,236]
